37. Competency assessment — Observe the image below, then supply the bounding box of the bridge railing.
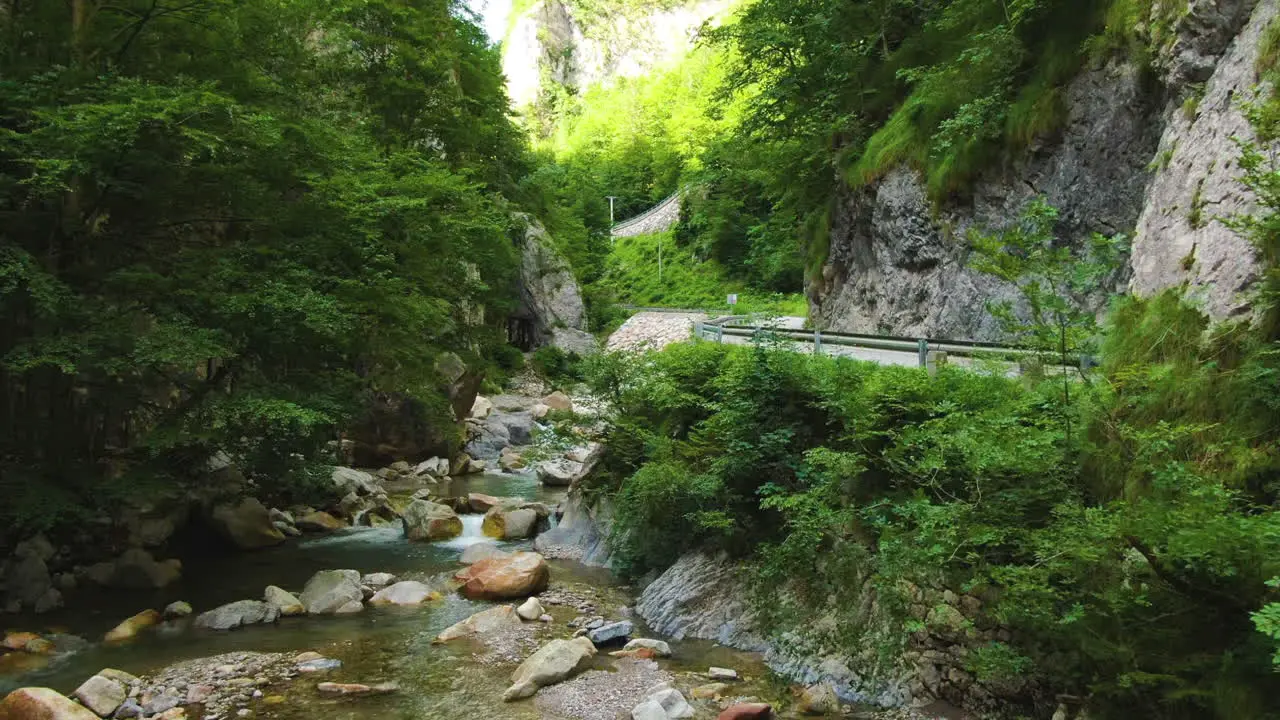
[694,315,1089,370]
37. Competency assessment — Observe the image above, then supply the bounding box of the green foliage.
[0,0,528,534]
[530,346,585,388]
[1254,578,1280,667]
[594,231,807,314]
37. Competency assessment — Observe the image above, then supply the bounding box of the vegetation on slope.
[535,0,1190,300]
[0,0,539,532]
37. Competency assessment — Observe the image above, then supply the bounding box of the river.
[0,472,774,719]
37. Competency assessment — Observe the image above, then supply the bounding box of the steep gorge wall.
[502,0,730,108]
[812,0,1271,340]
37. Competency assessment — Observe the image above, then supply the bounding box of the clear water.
[0,472,780,718]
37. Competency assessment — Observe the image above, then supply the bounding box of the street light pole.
[606,196,618,225]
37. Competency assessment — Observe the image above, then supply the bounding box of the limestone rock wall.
[503,0,730,109]
[511,214,598,354]
[812,0,1272,339]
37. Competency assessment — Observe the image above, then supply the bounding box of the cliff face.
[812,0,1270,340]
[502,0,729,108]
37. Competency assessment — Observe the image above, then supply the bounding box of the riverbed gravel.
[534,657,670,720]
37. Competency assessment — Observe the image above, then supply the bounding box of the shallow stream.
[1,473,776,718]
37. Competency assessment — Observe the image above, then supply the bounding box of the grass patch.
[595,230,807,316]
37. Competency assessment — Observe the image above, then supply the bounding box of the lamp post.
[606,196,618,225]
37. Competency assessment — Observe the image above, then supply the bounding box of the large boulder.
[587,620,633,645]
[434,605,522,643]
[464,418,511,461]
[541,391,572,411]
[797,683,839,715]
[345,391,454,467]
[471,396,493,419]
[510,215,592,353]
[263,586,305,616]
[481,506,538,540]
[4,553,53,611]
[210,497,285,550]
[299,570,364,615]
[537,459,582,487]
[368,581,436,607]
[331,467,381,496]
[455,552,549,600]
[295,511,345,533]
[0,687,100,720]
[194,600,279,631]
[72,674,127,717]
[624,638,672,657]
[401,500,462,541]
[501,636,597,701]
[108,549,181,590]
[468,493,504,513]
[413,457,450,478]
[103,610,160,643]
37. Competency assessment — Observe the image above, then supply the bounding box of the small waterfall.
[439,514,489,551]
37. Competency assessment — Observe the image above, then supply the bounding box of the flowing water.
[0,473,777,718]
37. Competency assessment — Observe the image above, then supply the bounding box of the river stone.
[14,535,55,562]
[295,511,345,533]
[299,569,363,614]
[797,683,839,715]
[717,703,773,720]
[468,493,504,513]
[1,632,40,651]
[587,620,633,645]
[623,638,672,657]
[481,506,538,540]
[361,573,397,587]
[401,500,462,541]
[211,497,286,550]
[646,688,694,718]
[103,610,161,642]
[541,391,572,411]
[368,581,435,607]
[708,667,739,681]
[264,586,305,616]
[501,636,597,701]
[332,467,380,496]
[471,396,493,419]
[316,682,397,696]
[456,551,549,600]
[0,687,100,720]
[536,459,582,487]
[632,701,667,720]
[195,600,279,631]
[459,542,510,565]
[162,601,193,619]
[434,605,521,643]
[516,597,544,621]
[297,658,342,673]
[72,674,127,717]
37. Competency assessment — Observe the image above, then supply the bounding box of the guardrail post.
[917,339,928,368]
[814,330,823,356]
[716,326,723,344]
[694,321,703,340]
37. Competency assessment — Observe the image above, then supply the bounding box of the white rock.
[516,597,544,621]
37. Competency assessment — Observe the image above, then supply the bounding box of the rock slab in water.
[401,500,462,541]
[368,581,435,607]
[0,687,100,720]
[299,570,364,614]
[708,667,739,681]
[315,682,397,696]
[623,638,671,657]
[502,636,597,701]
[588,620,633,645]
[195,600,279,631]
[103,610,161,643]
[162,601,192,620]
[434,605,521,643]
[456,552,549,600]
[72,674,127,717]
[211,497,286,550]
[263,586,305,616]
[718,703,773,720]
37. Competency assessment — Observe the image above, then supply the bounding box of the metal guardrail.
[695,315,1089,370]
[610,191,682,236]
